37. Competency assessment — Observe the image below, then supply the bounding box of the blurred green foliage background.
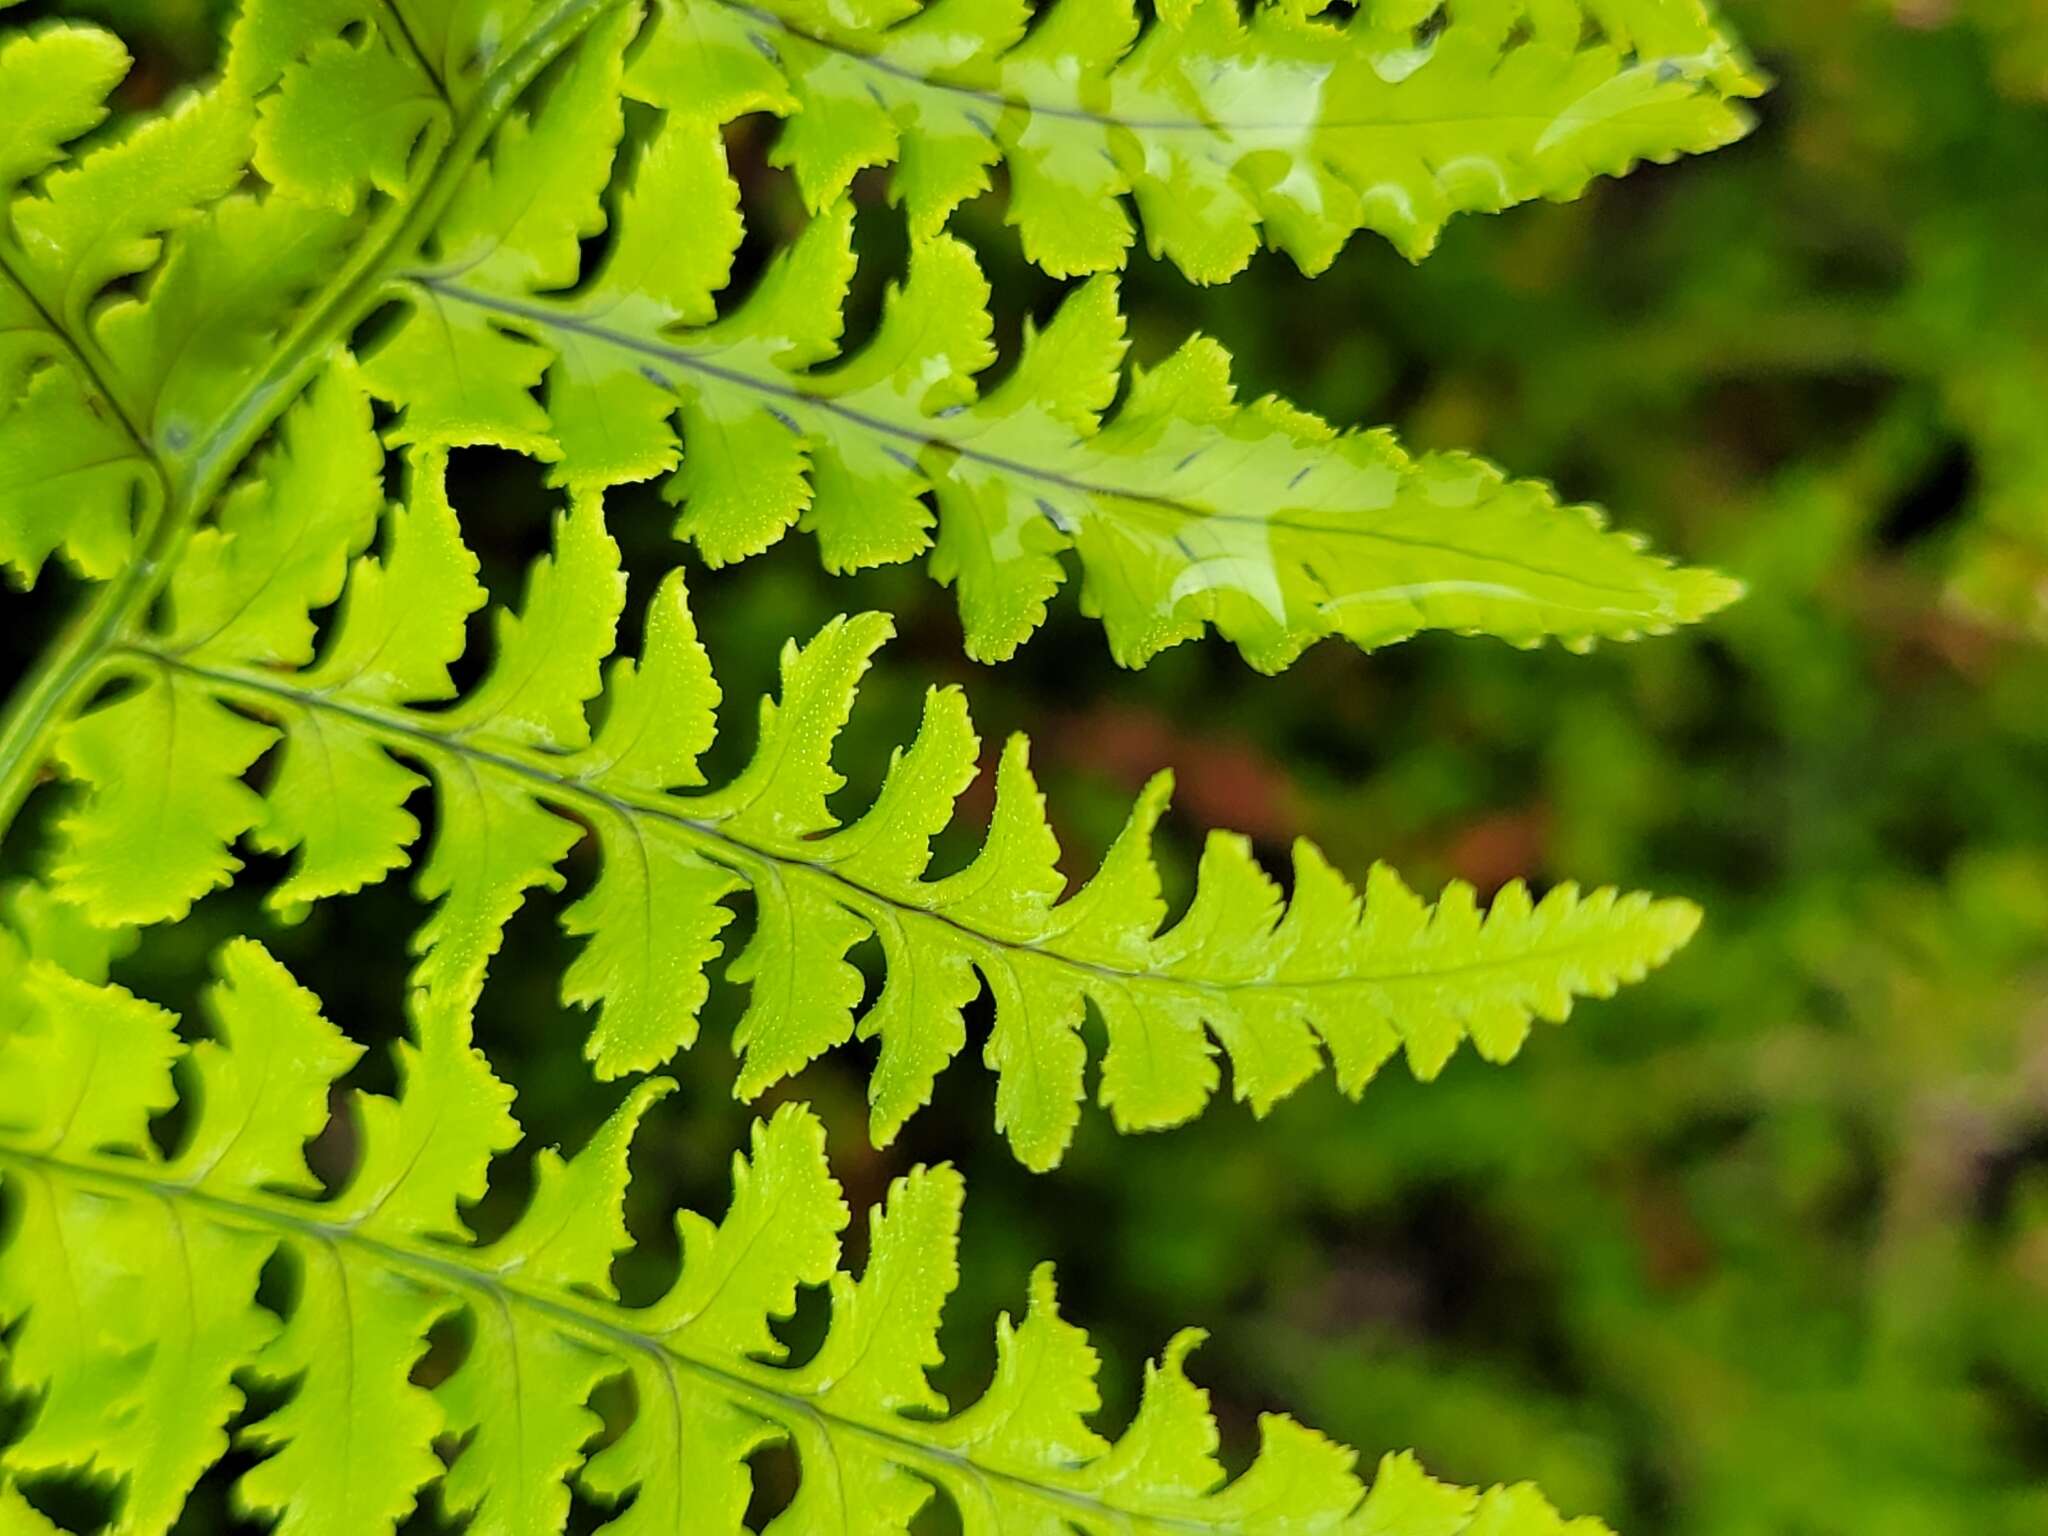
[6,1,2048,1531]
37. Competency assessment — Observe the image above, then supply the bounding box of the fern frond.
[0,927,1614,1536]
[0,2,1744,671]
[51,395,1701,1168]
[364,15,1742,666]
[629,0,1763,281]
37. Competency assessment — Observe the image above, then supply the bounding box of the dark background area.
[5,1,2048,1531]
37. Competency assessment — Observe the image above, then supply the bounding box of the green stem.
[0,572,136,834]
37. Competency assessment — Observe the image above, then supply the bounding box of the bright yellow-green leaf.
[0,24,129,203]
[1,0,1747,674]
[632,0,1765,281]
[372,107,1741,666]
[0,25,247,583]
[51,669,275,924]
[0,362,143,582]
[9,83,250,334]
[0,5,1753,1523]
[165,356,383,667]
[53,450,1705,1168]
[0,935,1616,1536]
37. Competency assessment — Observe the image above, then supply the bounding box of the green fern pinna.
[0,0,1760,1529]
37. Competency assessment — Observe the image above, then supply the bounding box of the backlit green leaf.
[0,934,1616,1536]
[52,444,1705,1168]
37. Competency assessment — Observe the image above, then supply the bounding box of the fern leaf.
[627,0,1763,281]
[52,416,1702,1168]
[0,931,1612,1536]
[0,3,1743,671]
[364,41,1741,666]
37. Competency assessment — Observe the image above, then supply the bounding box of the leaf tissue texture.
[54,425,1702,1167]
[0,0,1746,667]
[0,920,1616,1536]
